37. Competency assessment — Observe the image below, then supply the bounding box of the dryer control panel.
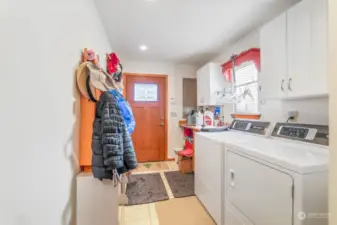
[272,123,329,146]
[230,120,271,136]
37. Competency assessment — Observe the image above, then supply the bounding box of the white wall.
[212,31,260,63]
[122,61,197,158]
[329,0,337,223]
[212,31,329,125]
[0,0,112,224]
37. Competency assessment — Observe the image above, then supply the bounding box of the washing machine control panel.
[272,123,329,146]
[231,120,271,135]
[232,121,251,130]
[277,126,317,140]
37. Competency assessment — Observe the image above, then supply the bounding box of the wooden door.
[125,75,166,162]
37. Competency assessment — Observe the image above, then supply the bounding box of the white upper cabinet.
[260,12,288,99]
[260,0,328,100]
[197,62,227,106]
[310,0,328,96]
[287,0,328,98]
[197,64,211,106]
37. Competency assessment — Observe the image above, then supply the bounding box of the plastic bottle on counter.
[196,110,203,126]
[186,111,193,126]
[203,108,214,126]
[191,110,197,125]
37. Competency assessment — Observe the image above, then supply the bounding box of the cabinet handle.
[281,79,285,91]
[288,78,292,91]
[230,169,235,188]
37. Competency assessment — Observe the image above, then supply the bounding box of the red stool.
[178,149,193,174]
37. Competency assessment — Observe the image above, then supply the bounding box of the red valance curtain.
[221,48,261,82]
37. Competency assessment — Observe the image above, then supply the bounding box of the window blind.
[234,62,259,113]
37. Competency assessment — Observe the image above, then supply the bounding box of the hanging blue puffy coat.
[108,89,136,134]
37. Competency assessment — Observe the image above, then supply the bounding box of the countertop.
[179,124,202,132]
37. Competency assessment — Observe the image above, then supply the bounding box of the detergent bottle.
[203,108,214,126]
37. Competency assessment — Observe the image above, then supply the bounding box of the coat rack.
[79,48,101,172]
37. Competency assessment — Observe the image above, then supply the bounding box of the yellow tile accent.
[148,203,158,219]
[167,161,179,171]
[123,219,152,225]
[118,206,124,222]
[160,172,174,199]
[124,204,150,222]
[123,161,192,224]
[151,216,160,225]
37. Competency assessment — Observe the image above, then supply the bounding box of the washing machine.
[224,122,329,225]
[194,119,272,225]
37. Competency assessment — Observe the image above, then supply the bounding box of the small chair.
[178,149,193,174]
[173,147,183,164]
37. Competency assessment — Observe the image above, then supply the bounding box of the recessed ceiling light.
[139,45,148,51]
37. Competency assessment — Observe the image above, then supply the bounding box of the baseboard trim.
[166,158,175,161]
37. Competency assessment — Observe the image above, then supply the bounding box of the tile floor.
[119,161,179,225]
[132,161,179,174]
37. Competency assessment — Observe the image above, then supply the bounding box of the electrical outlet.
[287,110,299,118]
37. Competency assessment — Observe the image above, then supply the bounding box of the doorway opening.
[183,78,197,118]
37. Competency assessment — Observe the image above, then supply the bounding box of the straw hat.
[76,61,99,101]
[87,62,116,91]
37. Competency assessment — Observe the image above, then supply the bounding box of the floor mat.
[126,173,169,205]
[164,171,194,198]
[155,196,215,225]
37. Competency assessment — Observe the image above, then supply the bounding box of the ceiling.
[95,0,298,66]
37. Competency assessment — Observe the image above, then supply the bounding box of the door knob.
[160,122,165,126]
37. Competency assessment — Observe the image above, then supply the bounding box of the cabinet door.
[197,65,211,106]
[197,70,204,106]
[287,0,311,97]
[209,63,227,105]
[310,0,328,95]
[226,151,293,225]
[195,135,223,225]
[260,12,287,99]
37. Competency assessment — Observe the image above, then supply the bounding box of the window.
[234,62,259,113]
[134,83,158,101]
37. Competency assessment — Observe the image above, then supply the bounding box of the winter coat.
[91,91,138,180]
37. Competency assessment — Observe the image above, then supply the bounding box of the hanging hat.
[76,62,99,101]
[87,62,116,92]
[87,49,96,61]
[107,52,123,82]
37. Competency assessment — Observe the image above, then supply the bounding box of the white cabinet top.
[196,131,329,174]
[197,62,229,106]
[227,138,329,174]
